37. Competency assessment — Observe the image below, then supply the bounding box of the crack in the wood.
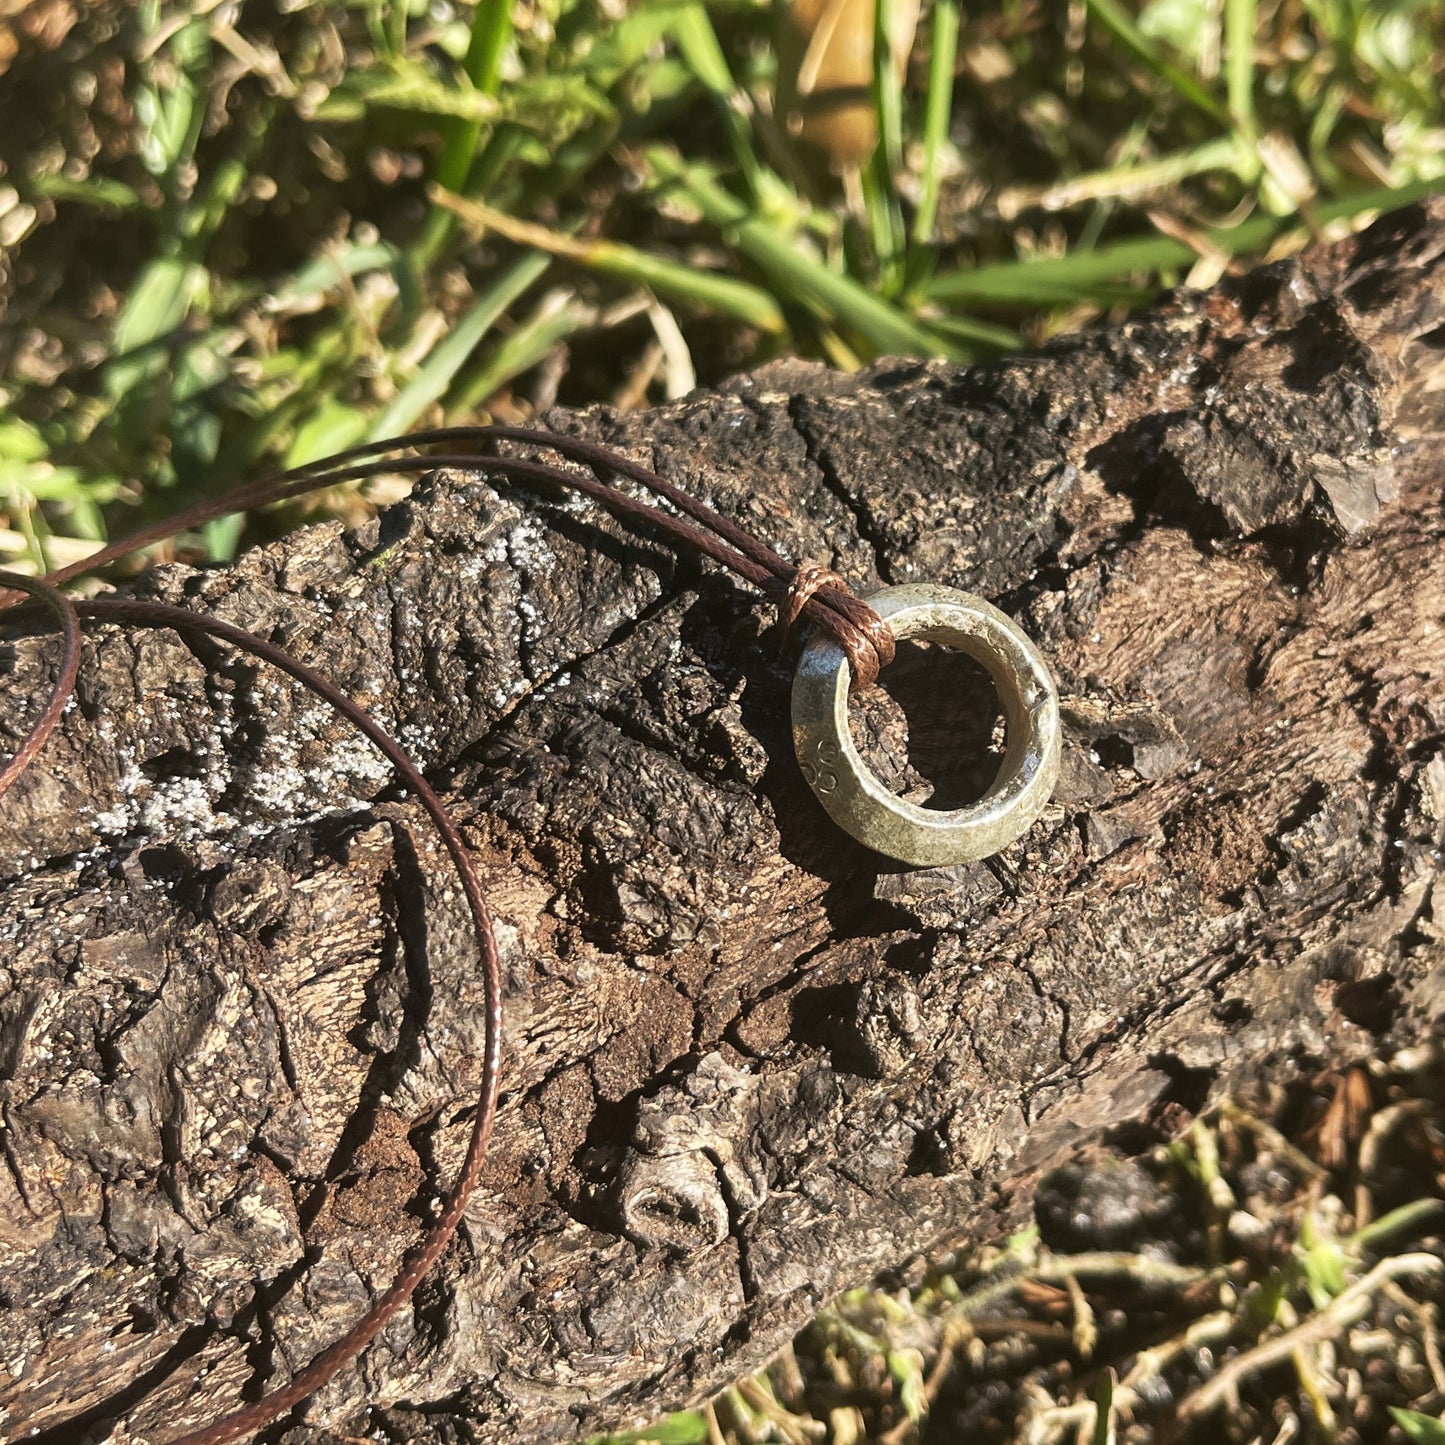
[588,692,762,810]
[230,1249,323,1426]
[830,1156,888,1199]
[263,972,301,1098]
[723,939,834,1055]
[198,636,247,820]
[377,1384,487,1438]
[96,1174,121,1260]
[248,1132,307,1186]
[1070,939,1243,1080]
[722,905,924,1059]
[1342,656,1427,907]
[704,1143,760,1305]
[0,1110,37,1213]
[1390,846,1443,966]
[504,527,539,687]
[284,822,436,1238]
[1012,956,1072,1065]
[159,1058,209,1232]
[386,579,411,735]
[449,586,687,773]
[779,395,896,586]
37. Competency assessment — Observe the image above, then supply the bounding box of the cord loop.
[0,423,902,1444]
[774,562,896,691]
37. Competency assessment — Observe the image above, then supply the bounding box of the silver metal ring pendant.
[791,583,1061,867]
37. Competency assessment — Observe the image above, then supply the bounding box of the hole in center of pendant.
[848,639,1005,810]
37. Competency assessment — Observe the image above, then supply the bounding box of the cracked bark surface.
[2,201,1445,1445]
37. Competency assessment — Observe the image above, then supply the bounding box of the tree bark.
[2,202,1444,1445]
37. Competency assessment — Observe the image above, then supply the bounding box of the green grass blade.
[133,13,209,181]
[1345,1197,1445,1254]
[265,241,403,314]
[586,1408,710,1445]
[1091,1371,1116,1445]
[665,2,733,97]
[370,249,552,439]
[438,0,514,192]
[912,0,959,248]
[184,148,257,245]
[1085,0,1228,124]
[384,0,407,58]
[445,288,594,419]
[1075,117,1151,253]
[733,221,961,357]
[0,418,51,467]
[667,4,775,212]
[862,149,906,295]
[874,0,904,175]
[318,59,502,123]
[927,234,1201,303]
[1225,0,1259,145]
[29,173,142,212]
[1391,1410,1445,1445]
[7,488,53,574]
[112,257,201,353]
[435,190,788,333]
[285,399,372,469]
[865,0,907,292]
[106,256,209,403]
[925,177,1445,305]
[1004,135,1242,214]
[412,0,514,268]
[926,313,1026,349]
[652,152,967,359]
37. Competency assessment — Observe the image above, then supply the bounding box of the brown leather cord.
[0,575,503,1445]
[26,425,896,690]
[0,570,81,799]
[778,560,848,636]
[0,424,897,1445]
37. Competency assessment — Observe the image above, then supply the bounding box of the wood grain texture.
[2,202,1444,1444]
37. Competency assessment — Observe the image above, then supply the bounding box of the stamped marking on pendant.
[798,737,842,794]
[791,583,1061,869]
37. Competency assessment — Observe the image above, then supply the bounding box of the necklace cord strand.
[0,425,892,1444]
[14,425,894,688]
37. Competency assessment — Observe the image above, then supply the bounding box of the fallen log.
[2,201,1443,1443]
